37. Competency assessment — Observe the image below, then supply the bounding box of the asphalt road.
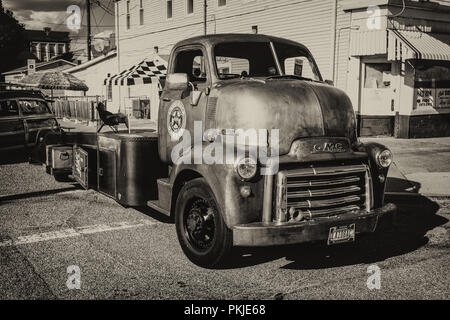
[0,162,449,300]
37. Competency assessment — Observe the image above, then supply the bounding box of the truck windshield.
[214,41,321,81]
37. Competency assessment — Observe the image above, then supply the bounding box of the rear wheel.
[175,178,233,268]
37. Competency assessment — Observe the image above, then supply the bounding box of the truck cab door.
[159,46,211,164]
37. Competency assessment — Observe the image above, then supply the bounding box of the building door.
[360,58,398,136]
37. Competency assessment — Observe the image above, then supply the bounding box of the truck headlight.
[235,157,258,181]
[377,149,393,168]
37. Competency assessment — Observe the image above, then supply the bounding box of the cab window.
[0,100,19,117]
[216,56,250,79]
[19,100,50,115]
[214,42,278,79]
[174,49,208,84]
[274,42,322,81]
[284,56,317,80]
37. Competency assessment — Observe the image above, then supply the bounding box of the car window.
[174,49,208,84]
[0,100,19,117]
[274,42,322,81]
[284,57,318,80]
[216,56,250,79]
[19,100,50,115]
[214,42,279,79]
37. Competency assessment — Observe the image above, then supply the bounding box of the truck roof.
[174,33,308,50]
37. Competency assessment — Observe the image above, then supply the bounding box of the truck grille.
[275,165,372,223]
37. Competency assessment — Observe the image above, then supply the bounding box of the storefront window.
[364,63,392,89]
[415,62,450,82]
[413,61,450,109]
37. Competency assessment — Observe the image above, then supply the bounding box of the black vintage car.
[0,88,60,163]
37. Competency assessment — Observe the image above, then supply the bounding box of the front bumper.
[233,203,396,246]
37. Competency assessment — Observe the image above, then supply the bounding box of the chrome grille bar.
[288,195,362,208]
[287,185,361,198]
[275,164,372,223]
[286,176,360,188]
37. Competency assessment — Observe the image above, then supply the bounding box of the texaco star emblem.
[167,100,186,141]
[170,108,183,131]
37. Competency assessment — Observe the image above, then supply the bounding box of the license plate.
[327,224,355,245]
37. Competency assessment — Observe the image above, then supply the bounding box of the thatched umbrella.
[19,71,89,92]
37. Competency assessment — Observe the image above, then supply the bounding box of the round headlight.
[235,157,258,181]
[377,149,393,168]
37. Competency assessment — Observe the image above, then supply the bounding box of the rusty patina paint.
[214,79,356,155]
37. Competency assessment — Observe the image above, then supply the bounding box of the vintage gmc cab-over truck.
[36,34,396,268]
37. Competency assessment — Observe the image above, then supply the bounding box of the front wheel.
[175,178,233,268]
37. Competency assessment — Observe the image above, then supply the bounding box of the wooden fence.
[50,96,104,123]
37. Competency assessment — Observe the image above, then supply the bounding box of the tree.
[0,0,28,77]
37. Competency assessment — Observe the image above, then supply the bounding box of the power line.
[92,5,101,34]
[93,0,114,16]
[98,0,113,26]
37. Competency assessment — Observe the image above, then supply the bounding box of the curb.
[385,192,450,201]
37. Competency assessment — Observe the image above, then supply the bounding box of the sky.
[3,0,116,58]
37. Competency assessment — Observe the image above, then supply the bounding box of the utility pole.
[203,0,207,35]
[87,0,92,61]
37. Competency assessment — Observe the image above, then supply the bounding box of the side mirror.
[325,79,334,86]
[166,73,189,90]
[190,90,203,106]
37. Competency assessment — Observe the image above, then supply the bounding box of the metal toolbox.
[46,145,73,170]
[97,132,167,206]
[72,146,98,190]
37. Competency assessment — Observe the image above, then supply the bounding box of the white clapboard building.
[109,0,450,138]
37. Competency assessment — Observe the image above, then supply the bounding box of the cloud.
[3,0,76,12]
[3,0,115,41]
[3,0,82,31]
[26,11,71,30]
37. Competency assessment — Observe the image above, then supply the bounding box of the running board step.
[147,200,170,216]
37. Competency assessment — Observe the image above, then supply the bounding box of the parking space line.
[0,220,159,247]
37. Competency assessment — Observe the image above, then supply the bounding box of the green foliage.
[0,3,28,75]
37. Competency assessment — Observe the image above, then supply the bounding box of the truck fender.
[170,164,241,228]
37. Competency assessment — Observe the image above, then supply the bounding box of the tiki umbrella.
[19,71,89,94]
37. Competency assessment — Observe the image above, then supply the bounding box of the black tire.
[175,178,233,268]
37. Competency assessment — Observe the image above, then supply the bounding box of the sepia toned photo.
[0,0,449,308]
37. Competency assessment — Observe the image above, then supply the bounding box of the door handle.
[163,98,172,102]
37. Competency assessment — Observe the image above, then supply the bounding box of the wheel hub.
[184,199,215,250]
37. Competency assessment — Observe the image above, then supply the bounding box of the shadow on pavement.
[222,192,447,270]
[0,151,29,166]
[386,177,421,194]
[0,185,81,204]
[135,206,173,224]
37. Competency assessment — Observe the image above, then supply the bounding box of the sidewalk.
[361,137,450,197]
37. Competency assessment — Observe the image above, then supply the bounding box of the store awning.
[104,54,168,86]
[388,30,450,61]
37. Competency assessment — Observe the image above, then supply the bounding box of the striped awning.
[388,30,450,61]
[104,54,167,86]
